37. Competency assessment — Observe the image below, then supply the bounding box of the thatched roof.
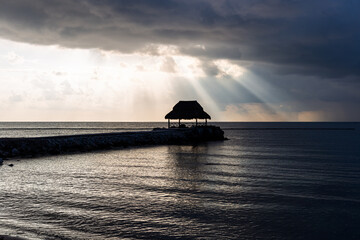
[165,101,211,120]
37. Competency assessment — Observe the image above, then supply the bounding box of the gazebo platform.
[165,100,211,128]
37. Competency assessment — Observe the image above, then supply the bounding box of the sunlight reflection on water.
[0,123,360,239]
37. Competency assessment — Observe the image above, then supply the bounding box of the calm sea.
[0,122,359,240]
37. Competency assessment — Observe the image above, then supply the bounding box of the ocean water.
[0,122,359,239]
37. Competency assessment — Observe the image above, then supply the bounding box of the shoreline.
[0,126,225,160]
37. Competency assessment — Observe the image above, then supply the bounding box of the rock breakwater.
[0,126,225,159]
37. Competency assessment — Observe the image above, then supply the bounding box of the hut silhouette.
[165,100,211,128]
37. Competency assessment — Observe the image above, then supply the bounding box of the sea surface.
[0,122,359,240]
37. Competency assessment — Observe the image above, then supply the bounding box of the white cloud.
[160,56,177,73]
[5,52,24,64]
[8,93,24,103]
[0,39,209,120]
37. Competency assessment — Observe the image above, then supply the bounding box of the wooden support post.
[196,118,198,126]
[168,119,170,128]
[205,119,207,126]
[178,119,180,127]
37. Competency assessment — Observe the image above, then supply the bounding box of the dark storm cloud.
[0,0,359,79]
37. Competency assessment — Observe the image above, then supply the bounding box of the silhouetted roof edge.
[165,100,211,120]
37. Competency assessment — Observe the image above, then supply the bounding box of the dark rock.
[12,148,20,156]
[8,164,14,167]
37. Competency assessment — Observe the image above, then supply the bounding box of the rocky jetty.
[0,126,225,159]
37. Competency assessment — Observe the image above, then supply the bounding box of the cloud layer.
[1,0,359,78]
[0,0,359,120]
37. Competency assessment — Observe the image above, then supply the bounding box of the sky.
[0,0,359,121]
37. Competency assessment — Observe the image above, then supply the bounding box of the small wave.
[0,235,28,240]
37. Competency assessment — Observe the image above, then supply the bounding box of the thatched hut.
[165,100,211,128]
